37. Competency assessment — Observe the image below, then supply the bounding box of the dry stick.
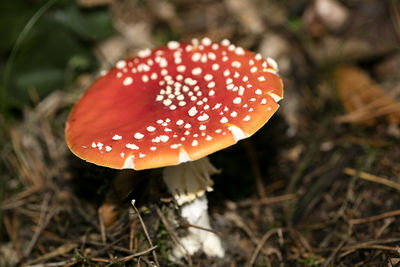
[98,206,114,261]
[350,209,400,225]
[344,167,400,192]
[247,228,281,267]
[24,193,53,257]
[98,207,107,244]
[238,193,297,207]
[155,206,193,267]
[117,245,158,263]
[243,139,266,198]
[131,200,160,267]
[180,220,222,235]
[2,214,22,258]
[25,242,79,265]
[339,244,399,258]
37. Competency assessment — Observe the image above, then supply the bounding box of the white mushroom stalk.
[162,157,224,259]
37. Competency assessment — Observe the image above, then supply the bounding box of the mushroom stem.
[162,157,224,259]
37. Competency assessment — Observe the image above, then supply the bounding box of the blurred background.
[1,0,400,266]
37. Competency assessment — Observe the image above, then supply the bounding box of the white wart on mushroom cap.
[65,38,284,170]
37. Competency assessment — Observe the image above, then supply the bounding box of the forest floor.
[2,0,400,266]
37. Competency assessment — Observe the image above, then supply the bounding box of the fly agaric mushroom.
[65,37,283,259]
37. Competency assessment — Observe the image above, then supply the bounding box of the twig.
[349,209,400,225]
[339,244,399,258]
[131,200,160,267]
[155,206,193,266]
[238,194,297,207]
[98,206,107,244]
[247,228,281,267]
[243,139,266,198]
[24,242,78,265]
[24,193,53,257]
[180,220,222,236]
[117,245,158,263]
[344,167,400,192]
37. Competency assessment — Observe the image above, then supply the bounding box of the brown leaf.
[334,64,400,126]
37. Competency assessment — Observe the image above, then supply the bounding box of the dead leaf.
[334,64,400,126]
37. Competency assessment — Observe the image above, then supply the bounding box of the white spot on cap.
[204,74,213,81]
[123,155,135,169]
[261,98,267,104]
[192,53,201,62]
[212,63,220,71]
[269,92,282,102]
[163,99,172,106]
[160,135,169,143]
[177,65,186,72]
[251,66,257,73]
[123,77,133,86]
[255,53,262,60]
[233,97,242,104]
[232,61,241,68]
[147,126,156,132]
[235,47,245,55]
[208,90,215,96]
[126,143,139,150]
[255,89,262,95]
[199,125,206,130]
[192,140,198,146]
[150,146,157,151]
[116,60,126,69]
[220,117,228,123]
[243,115,251,121]
[223,69,230,77]
[192,67,202,75]
[213,103,222,109]
[267,57,278,70]
[201,37,212,46]
[142,75,149,83]
[258,76,266,82]
[226,84,235,90]
[105,146,112,152]
[134,132,144,139]
[167,41,180,50]
[188,106,198,117]
[206,135,212,141]
[221,39,230,46]
[197,113,209,121]
[139,153,146,158]
[230,111,237,117]
[176,119,184,126]
[207,81,215,88]
[171,144,181,149]
[112,135,122,140]
[138,48,151,58]
[228,126,247,142]
[179,149,191,163]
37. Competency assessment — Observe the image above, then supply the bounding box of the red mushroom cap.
[65,38,283,170]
